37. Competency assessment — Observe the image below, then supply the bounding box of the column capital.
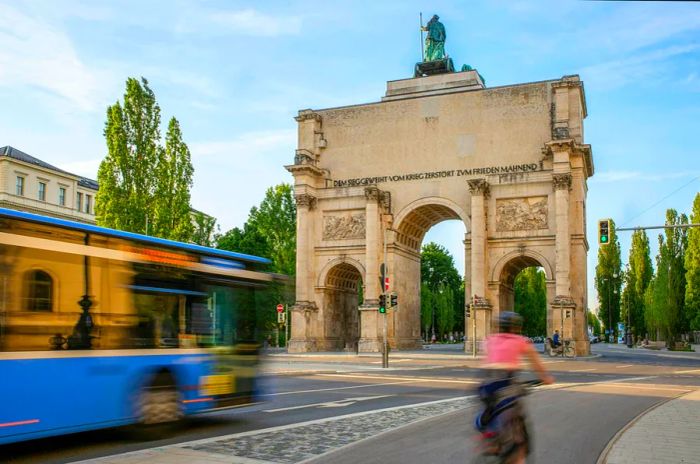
[364,186,381,202]
[467,178,490,197]
[295,110,322,123]
[295,193,317,209]
[552,173,572,191]
[291,301,319,312]
[551,295,576,308]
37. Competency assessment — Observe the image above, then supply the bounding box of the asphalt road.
[3,344,699,464]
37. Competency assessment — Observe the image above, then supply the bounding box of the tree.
[151,118,194,242]
[96,77,199,243]
[587,311,602,337]
[645,209,688,341]
[514,267,547,337]
[435,284,455,340]
[621,229,653,339]
[420,242,463,336]
[685,194,700,331]
[191,210,218,247]
[97,77,160,234]
[217,184,297,338]
[595,219,622,339]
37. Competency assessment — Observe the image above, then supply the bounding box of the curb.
[595,392,687,464]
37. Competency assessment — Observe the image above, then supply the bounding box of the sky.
[1,0,699,309]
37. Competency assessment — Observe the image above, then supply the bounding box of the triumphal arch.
[286,68,593,355]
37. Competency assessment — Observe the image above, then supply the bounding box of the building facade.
[286,70,593,355]
[0,146,98,223]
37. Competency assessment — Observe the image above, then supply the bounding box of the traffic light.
[379,294,387,313]
[465,304,471,318]
[598,219,610,246]
[390,293,398,307]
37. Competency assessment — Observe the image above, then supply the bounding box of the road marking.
[569,368,596,372]
[370,359,412,364]
[616,365,633,368]
[542,360,565,364]
[599,384,691,392]
[674,368,700,374]
[263,395,394,413]
[260,380,414,397]
[315,373,479,385]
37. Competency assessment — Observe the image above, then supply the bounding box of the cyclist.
[551,329,561,349]
[477,312,554,463]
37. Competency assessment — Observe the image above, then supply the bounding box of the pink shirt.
[485,333,531,369]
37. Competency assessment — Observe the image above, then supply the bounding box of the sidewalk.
[602,389,700,464]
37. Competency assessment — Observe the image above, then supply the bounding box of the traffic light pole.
[382,227,389,369]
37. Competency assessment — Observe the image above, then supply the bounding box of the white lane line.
[263,395,394,413]
[616,365,633,368]
[569,368,596,372]
[674,368,700,374]
[315,373,479,385]
[598,384,692,392]
[370,359,412,364]
[260,380,415,397]
[542,360,565,364]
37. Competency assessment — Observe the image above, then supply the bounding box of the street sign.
[276,304,284,313]
[278,312,286,324]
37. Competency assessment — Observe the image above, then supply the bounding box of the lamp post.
[603,272,619,343]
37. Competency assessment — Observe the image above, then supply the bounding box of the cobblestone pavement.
[603,389,700,464]
[76,396,473,464]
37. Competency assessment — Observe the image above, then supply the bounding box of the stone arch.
[319,260,363,351]
[317,257,365,289]
[490,249,554,284]
[394,197,470,251]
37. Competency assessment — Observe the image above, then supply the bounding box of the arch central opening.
[323,262,362,351]
[498,256,548,339]
[394,201,466,347]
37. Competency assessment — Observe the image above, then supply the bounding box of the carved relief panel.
[323,211,366,240]
[496,196,548,232]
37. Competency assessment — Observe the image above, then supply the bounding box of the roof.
[1,145,98,191]
[0,207,272,265]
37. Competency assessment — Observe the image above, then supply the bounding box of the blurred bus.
[0,208,281,444]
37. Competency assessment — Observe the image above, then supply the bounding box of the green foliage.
[420,242,463,340]
[685,194,700,330]
[513,267,546,337]
[435,284,455,339]
[96,77,198,242]
[621,229,653,337]
[645,209,688,341]
[151,118,194,241]
[217,184,297,334]
[587,311,602,336]
[191,210,218,247]
[595,219,623,338]
[217,184,296,276]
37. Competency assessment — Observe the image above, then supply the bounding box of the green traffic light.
[601,236,608,243]
[379,306,386,314]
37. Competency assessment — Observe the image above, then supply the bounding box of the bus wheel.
[140,386,182,425]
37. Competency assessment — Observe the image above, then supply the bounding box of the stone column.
[359,187,381,352]
[467,179,491,351]
[553,173,572,298]
[289,193,318,352]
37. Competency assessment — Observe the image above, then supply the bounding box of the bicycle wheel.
[564,345,576,358]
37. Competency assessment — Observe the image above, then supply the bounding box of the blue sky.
[1,0,699,308]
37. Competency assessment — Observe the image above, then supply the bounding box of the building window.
[16,176,25,196]
[26,270,53,312]
[77,192,83,211]
[85,194,92,214]
[38,182,46,201]
[59,187,66,206]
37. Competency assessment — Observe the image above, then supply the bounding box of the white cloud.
[581,44,700,90]
[190,129,296,159]
[208,9,302,37]
[0,3,104,111]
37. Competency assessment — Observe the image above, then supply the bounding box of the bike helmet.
[499,311,523,334]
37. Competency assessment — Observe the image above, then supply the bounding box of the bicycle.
[544,338,576,358]
[471,378,541,464]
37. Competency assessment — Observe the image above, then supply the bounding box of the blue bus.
[0,208,280,444]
